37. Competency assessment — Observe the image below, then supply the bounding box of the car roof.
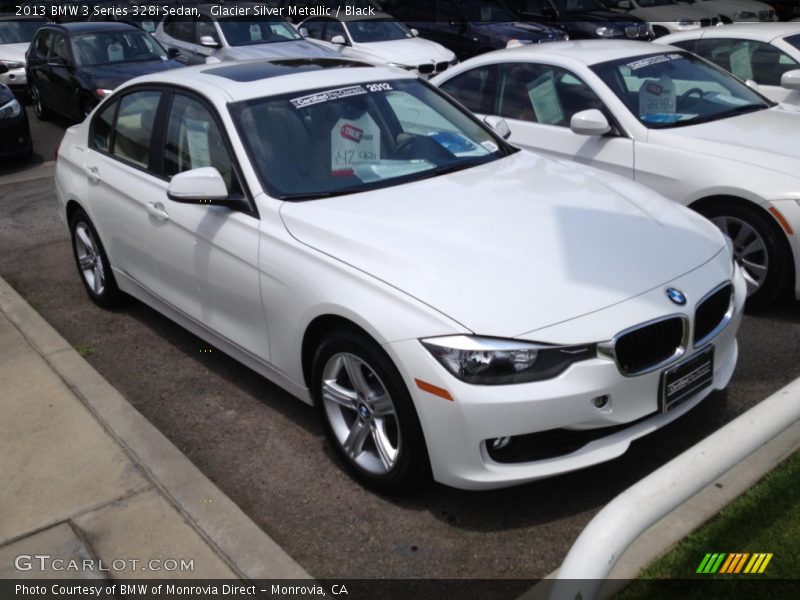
[461,40,680,68]
[44,21,141,35]
[117,57,417,103]
[661,22,800,44]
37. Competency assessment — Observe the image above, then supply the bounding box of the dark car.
[0,81,32,161]
[389,0,568,61]
[26,22,183,122]
[759,0,800,20]
[505,0,653,40]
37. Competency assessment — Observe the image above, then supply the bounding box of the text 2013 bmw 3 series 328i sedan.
[55,58,745,492]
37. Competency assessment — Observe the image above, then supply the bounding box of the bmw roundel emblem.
[665,287,687,306]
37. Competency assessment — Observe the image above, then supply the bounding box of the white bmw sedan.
[56,58,744,491]
[433,41,800,308]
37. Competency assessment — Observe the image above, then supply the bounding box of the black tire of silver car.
[700,201,790,309]
[312,329,431,493]
[30,83,51,121]
[69,209,123,308]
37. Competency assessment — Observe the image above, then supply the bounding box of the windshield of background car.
[231,78,511,199]
[218,18,302,46]
[346,20,413,43]
[591,51,770,128]
[463,0,518,22]
[785,33,800,52]
[0,19,44,44]
[552,0,605,12]
[636,0,674,6]
[72,30,167,66]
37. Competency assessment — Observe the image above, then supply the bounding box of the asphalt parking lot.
[2,106,800,581]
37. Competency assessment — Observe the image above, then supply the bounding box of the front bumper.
[0,67,27,93]
[387,259,746,490]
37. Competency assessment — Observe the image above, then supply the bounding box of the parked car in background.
[0,81,32,160]
[658,23,800,104]
[390,0,568,61]
[433,41,800,307]
[675,0,777,22]
[154,3,336,65]
[276,0,384,23]
[760,0,800,20]
[87,2,161,35]
[0,16,48,96]
[26,22,183,121]
[602,0,719,37]
[299,11,457,78]
[55,57,744,491]
[504,0,654,40]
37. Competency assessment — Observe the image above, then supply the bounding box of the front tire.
[311,329,430,493]
[30,83,51,121]
[700,202,790,308]
[69,209,122,308]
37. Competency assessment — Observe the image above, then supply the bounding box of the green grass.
[74,343,94,358]
[617,450,800,599]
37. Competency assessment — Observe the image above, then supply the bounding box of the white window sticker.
[639,75,676,117]
[107,42,124,62]
[527,71,565,125]
[290,86,367,109]
[626,53,682,71]
[184,118,211,169]
[729,43,753,81]
[331,113,381,174]
[249,24,262,42]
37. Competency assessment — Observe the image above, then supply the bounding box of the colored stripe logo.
[696,553,773,574]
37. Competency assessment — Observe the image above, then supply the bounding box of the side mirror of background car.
[299,27,309,37]
[483,115,512,139]
[410,28,419,37]
[47,56,68,68]
[167,167,230,204]
[780,69,800,91]
[330,35,347,45]
[199,35,221,49]
[616,0,633,9]
[570,109,611,136]
[167,47,181,59]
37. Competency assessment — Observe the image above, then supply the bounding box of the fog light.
[491,436,511,450]
[592,394,610,409]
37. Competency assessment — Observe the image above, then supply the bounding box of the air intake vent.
[694,283,733,346]
[614,317,685,375]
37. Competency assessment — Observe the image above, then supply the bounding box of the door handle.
[86,166,100,183]
[146,202,170,221]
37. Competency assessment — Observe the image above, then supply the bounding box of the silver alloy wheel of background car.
[30,84,46,119]
[321,352,400,475]
[74,222,106,296]
[711,215,769,297]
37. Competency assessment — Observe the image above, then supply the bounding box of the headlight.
[677,20,700,29]
[448,57,459,66]
[595,26,623,38]
[506,38,533,48]
[0,60,24,70]
[95,88,114,97]
[386,62,414,70]
[733,11,757,20]
[0,97,21,119]
[421,335,595,385]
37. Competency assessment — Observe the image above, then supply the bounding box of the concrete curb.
[0,275,310,580]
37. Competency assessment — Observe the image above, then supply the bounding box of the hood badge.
[665,287,687,306]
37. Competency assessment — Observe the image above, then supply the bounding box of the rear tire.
[30,83,51,121]
[69,208,123,308]
[311,329,431,493]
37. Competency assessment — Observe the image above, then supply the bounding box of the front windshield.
[346,20,413,43]
[591,51,770,128]
[463,0,517,22]
[785,33,800,52]
[0,19,45,44]
[72,30,167,66]
[231,78,510,200]
[218,18,302,47]
[552,0,606,12]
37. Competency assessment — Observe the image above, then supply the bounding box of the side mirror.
[570,109,611,136]
[411,28,419,37]
[483,115,511,139]
[167,167,230,204]
[299,27,309,37]
[167,47,181,59]
[616,0,633,9]
[199,35,220,48]
[780,69,800,91]
[47,56,67,67]
[330,35,347,45]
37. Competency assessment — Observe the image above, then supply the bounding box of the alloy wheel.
[711,215,769,297]
[73,222,106,296]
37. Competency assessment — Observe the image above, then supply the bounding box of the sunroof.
[203,59,372,82]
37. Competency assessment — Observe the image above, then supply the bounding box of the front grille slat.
[694,283,733,345]
[615,316,684,375]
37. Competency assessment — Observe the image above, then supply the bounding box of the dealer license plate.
[660,346,714,412]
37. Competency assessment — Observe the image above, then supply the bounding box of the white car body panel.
[55,61,743,489]
[0,42,29,89]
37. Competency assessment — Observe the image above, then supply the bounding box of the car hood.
[0,42,30,63]
[649,107,800,179]
[351,38,454,65]
[279,151,724,336]
[82,59,183,88]
[473,21,565,40]
[631,5,708,20]
[225,40,336,60]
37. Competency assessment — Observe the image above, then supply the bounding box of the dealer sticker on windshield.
[290,86,368,109]
[626,53,683,71]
